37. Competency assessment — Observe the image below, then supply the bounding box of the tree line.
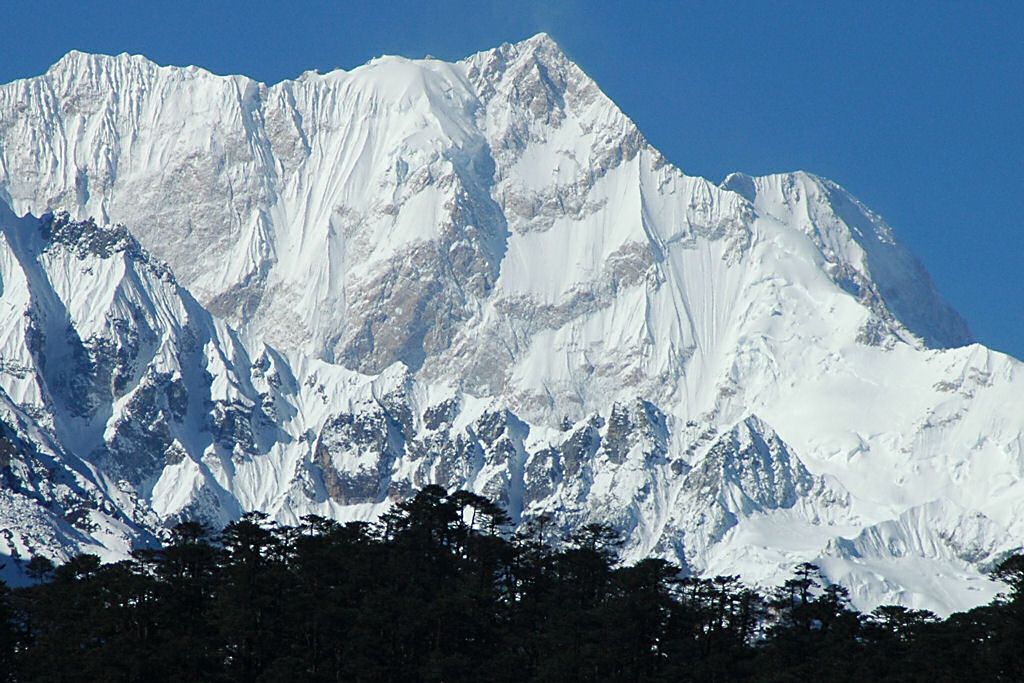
[1,485,1022,681]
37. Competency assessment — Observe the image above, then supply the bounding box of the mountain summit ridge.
[0,36,1019,614]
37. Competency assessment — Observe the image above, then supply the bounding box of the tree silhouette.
[4,493,1024,681]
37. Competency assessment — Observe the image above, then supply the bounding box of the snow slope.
[0,35,1020,613]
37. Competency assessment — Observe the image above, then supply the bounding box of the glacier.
[0,34,1021,614]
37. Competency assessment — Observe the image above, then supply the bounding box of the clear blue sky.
[3,1,1022,359]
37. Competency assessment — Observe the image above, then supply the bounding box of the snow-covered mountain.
[0,34,1021,614]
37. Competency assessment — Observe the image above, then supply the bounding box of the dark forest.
[1,486,1022,681]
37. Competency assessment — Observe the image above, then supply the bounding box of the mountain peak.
[48,48,93,69]
[512,32,575,73]
[42,49,244,87]
[518,31,562,53]
[467,31,575,80]
[47,49,150,74]
[730,170,973,349]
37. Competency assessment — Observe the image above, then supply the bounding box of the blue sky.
[3,1,1022,358]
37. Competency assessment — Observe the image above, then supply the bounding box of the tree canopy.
[1,487,1022,681]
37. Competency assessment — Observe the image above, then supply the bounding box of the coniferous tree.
[5,492,1024,681]
[0,578,16,683]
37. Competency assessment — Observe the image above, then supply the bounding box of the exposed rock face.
[0,37,1019,616]
[315,405,401,505]
[675,417,821,560]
